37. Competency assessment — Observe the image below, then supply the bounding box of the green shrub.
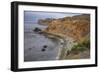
[71,38,90,53]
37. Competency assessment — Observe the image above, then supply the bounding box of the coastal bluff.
[38,14,90,42]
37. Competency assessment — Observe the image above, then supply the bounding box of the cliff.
[42,14,90,42]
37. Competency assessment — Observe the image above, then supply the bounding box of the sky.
[24,11,82,24]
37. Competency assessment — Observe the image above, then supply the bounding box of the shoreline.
[41,31,74,59]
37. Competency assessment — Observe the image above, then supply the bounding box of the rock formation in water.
[33,27,42,34]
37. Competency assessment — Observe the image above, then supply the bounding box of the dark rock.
[29,48,32,50]
[33,27,41,32]
[43,45,48,48]
[41,48,46,52]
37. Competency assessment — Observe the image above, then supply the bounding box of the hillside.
[40,14,90,42]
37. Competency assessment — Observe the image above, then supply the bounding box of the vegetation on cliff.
[71,37,90,54]
[65,38,90,59]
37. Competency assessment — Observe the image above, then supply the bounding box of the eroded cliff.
[40,14,90,42]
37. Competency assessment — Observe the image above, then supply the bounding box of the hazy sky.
[24,11,81,23]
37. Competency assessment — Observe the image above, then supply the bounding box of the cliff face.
[41,14,90,42]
